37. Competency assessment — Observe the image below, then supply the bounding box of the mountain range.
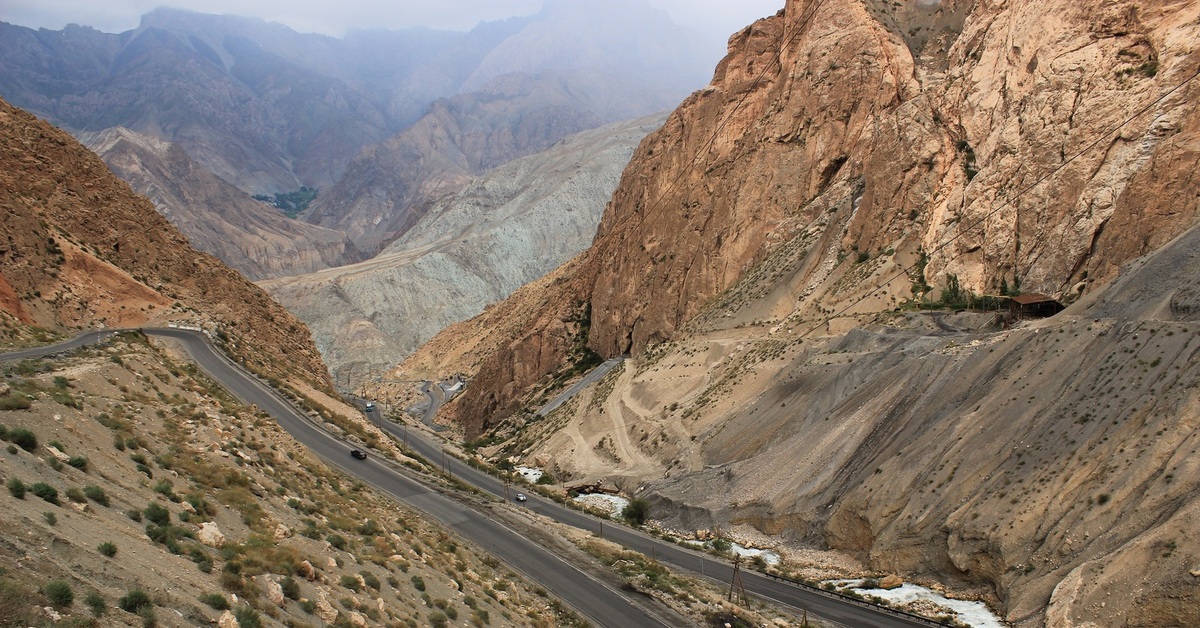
[0,1,714,252]
[393,0,1200,625]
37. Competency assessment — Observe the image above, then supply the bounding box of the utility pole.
[728,555,748,606]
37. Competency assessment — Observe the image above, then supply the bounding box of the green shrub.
[98,542,118,558]
[47,457,63,472]
[339,574,361,592]
[0,424,8,439]
[280,576,300,600]
[126,509,142,522]
[623,497,651,526]
[5,444,16,454]
[66,487,86,503]
[43,580,74,608]
[326,533,347,551]
[300,599,317,614]
[359,570,380,591]
[411,575,426,592]
[235,605,261,628]
[84,591,106,617]
[43,511,57,526]
[138,605,156,627]
[428,610,448,628]
[7,478,26,499]
[199,593,230,610]
[83,485,110,506]
[0,395,31,411]
[67,456,88,471]
[30,482,59,505]
[144,503,170,525]
[9,428,37,452]
[117,589,152,613]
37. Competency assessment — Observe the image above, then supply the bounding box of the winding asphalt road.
[384,373,943,628]
[9,330,944,627]
[2,329,665,628]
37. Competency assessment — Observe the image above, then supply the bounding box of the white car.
[515,493,527,502]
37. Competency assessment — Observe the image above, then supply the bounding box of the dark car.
[364,402,375,412]
[350,449,367,460]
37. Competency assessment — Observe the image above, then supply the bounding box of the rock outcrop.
[448,0,1200,438]
[408,1,1200,625]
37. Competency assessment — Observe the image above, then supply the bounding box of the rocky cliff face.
[0,98,331,389]
[80,127,363,280]
[266,115,664,382]
[417,0,1200,624]
[450,0,1200,432]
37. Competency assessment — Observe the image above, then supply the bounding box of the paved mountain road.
[389,371,942,628]
[2,329,667,628]
[8,329,944,627]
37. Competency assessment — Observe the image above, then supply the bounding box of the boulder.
[879,575,903,590]
[197,522,226,548]
[217,610,238,628]
[314,594,337,623]
[297,560,317,581]
[46,446,71,463]
[261,576,285,607]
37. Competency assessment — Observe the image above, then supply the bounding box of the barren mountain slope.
[0,98,330,389]
[395,0,1200,625]
[302,72,610,254]
[443,0,1200,437]
[266,115,664,381]
[80,127,363,281]
[0,334,558,627]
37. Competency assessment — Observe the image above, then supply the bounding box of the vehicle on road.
[350,449,367,460]
[515,493,527,502]
[364,402,375,412]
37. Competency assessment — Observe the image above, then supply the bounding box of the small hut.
[1008,294,1064,320]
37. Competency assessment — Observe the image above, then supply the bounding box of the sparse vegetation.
[99,541,118,557]
[623,496,651,526]
[118,589,152,613]
[7,477,26,499]
[9,428,37,452]
[30,482,59,504]
[83,484,110,506]
[200,592,230,610]
[85,591,106,617]
[43,580,74,608]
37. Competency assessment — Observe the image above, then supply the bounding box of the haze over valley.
[2,0,1200,626]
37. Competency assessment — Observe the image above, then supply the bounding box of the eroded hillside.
[0,97,330,392]
[81,127,364,281]
[397,0,1200,625]
[0,333,567,627]
[268,115,665,382]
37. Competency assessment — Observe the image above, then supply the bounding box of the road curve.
[2,329,666,628]
[380,368,944,628]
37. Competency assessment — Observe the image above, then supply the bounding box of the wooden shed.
[1008,294,1065,320]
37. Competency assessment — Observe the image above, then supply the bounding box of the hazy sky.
[1,1,784,43]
